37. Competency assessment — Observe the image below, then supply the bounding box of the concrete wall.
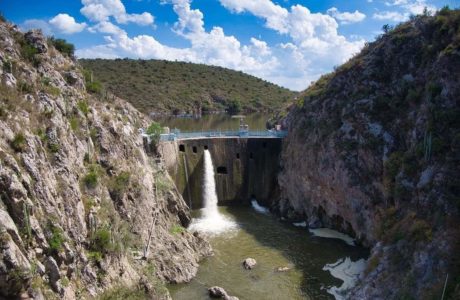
[159,138,282,209]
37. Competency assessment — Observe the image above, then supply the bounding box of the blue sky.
[1,0,457,90]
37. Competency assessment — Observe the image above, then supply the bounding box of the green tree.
[48,37,75,57]
[146,122,163,144]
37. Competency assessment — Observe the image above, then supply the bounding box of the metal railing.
[157,129,287,141]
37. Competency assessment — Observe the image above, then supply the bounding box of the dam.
[142,117,368,300]
[154,130,285,209]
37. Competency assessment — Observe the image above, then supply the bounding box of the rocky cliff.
[0,21,211,299]
[277,9,460,299]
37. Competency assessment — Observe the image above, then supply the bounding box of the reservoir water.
[154,113,269,132]
[169,149,368,300]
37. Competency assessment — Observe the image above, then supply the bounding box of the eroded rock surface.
[0,22,211,299]
[277,11,460,299]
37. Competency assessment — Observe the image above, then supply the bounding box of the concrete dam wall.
[159,138,282,209]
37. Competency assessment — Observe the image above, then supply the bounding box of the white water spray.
[189,150,237,235]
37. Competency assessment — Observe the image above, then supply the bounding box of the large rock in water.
[208,286,239,300]
[242,258,257,270]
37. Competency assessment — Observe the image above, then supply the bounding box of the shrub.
[409,219,432,242]
[426,81,442,99]
[48,225,65,255]
[0,105,6,120]
[228,99,241,113]
[385,151,403,179]
[43,85,61,97]
[77,101,90,115]
[83,168,99,189]
[11,133,27,152]
[91,227,111,253]
[69,116,79,131]
[86,81,102,94]
[36,128,47,143]
[110,171,131,195]
[48,142,60,153]
[48,37,74,57]
[156,176,172,192]
[146,121,163,144]
[18,81,33,93]
[20,42,39,64]
[170,224,185,235]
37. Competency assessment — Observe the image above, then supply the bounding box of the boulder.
[242,258,257,270]
[63,71,85,89]
[24,30,48,53]
[44,257,62,293]
[208,286,239,300]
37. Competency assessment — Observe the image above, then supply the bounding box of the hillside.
[277,8,460,299]
[0,21,211,299]
[79,58,296,114]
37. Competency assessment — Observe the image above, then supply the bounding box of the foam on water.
[293,221,307,227]
[251,199,270,214]
[323,257,367,299]
[309,228,355,246]
[189,150,238,235]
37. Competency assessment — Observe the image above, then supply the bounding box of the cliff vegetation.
[0,20,211,299]
[278,7,460,299]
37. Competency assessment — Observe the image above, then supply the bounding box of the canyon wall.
[277,11,460,299]
[0,22,211,299]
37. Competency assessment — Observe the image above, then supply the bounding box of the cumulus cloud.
[77,0,366,91]
[21,19,53,35]
[219,0,289,32]
[49,13,87,34]
[374,0,436,22]
[326,7,366,24]
[80,0,154,25]
[373,11,407,22]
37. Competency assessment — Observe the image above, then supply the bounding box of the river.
[169,206,368,300]
[168,146,368,300]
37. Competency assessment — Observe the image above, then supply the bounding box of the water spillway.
[189,150,237,235]
[159,138,282,208]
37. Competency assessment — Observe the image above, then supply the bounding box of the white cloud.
[326,7,366,24]
[373,11,407,22]
[49,13,87,34]
[88,20,125,35]
[375,0,437,22]
[77,0,366,91]
[80,0,154,26]
[21,19,53,35]
[220,0,289,33]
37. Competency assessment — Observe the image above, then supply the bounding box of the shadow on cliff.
[224,205,370,299]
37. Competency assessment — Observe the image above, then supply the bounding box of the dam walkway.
[158,129,288,141]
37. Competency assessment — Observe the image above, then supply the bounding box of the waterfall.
[189,150,237,235]
[202,149,219,219]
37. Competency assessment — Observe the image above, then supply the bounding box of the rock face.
[0,21,211,299]
[242,258,257,270]
[276,10,460,299]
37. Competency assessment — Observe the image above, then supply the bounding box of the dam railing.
[157,129,288,141]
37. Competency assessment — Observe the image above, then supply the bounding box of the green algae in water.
[169,206,368,300]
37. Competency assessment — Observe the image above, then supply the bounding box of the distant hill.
[79,59,296,114]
